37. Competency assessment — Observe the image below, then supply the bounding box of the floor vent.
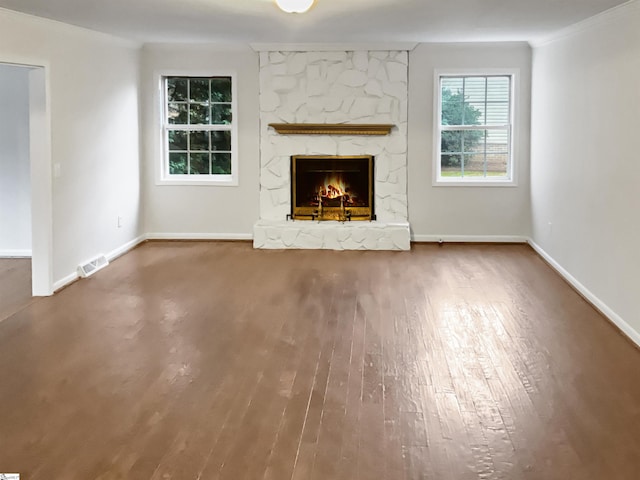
[78,255,109,278]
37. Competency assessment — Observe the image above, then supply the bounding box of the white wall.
[408,43,532,240]
[142,42,531,241]
[530,2,640,338]
[0,8,142,287]
[0,64,31,255]
[141,44,260,237]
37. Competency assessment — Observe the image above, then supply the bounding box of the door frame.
[1,58,53,296]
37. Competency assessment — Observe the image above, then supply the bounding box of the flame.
[319,175,348,199]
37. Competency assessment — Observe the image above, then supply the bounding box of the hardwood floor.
[0,258,33,322]
[0,241,639,479]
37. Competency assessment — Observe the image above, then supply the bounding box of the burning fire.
[319,175,348,199]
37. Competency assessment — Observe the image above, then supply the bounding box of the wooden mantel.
[268,123,394,136]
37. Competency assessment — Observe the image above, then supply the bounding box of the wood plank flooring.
[0,241,639,479]
[0,258,33,322]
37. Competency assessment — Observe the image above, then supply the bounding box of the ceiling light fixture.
[275,0,314,14]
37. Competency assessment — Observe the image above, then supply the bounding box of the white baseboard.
[52,235,147,292]
[106,235,147,262]
[146,232,253,241]
[53,271,79,292]
[527,238,640,348]
[412,234,528,243]
[0,249,32,258]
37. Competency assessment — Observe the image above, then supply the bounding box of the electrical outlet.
[117,216,123,228]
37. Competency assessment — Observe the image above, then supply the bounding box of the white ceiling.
[0,0,629,44]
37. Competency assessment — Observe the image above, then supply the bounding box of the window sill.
[433,178,517,187]
[157,175,238,187]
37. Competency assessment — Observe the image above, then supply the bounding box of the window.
[161,75,237,185]
[435,73,515,185]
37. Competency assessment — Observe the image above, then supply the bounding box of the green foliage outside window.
[440,88,483,168]
[165,76,233,176]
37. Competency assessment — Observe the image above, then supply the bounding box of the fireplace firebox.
[290,155,374,221]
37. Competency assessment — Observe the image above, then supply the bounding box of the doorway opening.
[0,61,53,304]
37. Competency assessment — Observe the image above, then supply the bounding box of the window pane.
[441,155,463,177]
[189,153,210,174]
[168,130,187,150]
[211,131,231,151]
[486,77,510,125]
[164,76,234,179]
[441,83,464,125]
[486,152,509,177]
[463,130,486,154]
[441,90,482,127]
[212,153,232,174]
[463,77,486,120]
[441,130,462,154]
[190,78,209,103]
[466,100,486,124]
[167,78,187,102]
[464,154,487,175]
[485,103,510,125]
[190,131,209,151]
[211,104,232,125]
[489,126,508,142]
[190,104,209,124]
[168,103,188,124]
[487,76,510,101]
[442,128,509,177]
[441,129,485,154]
[441,130,496,176]
[211,77,232,102]
[169,153,187,174]
[438,75,511,182]
[441,76,510,127]
[441,77,463,95]
[464,154,508,177]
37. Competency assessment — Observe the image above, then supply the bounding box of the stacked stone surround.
[253,50,411,250]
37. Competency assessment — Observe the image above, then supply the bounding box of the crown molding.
[250,42,418,52]
[529,0,638,48]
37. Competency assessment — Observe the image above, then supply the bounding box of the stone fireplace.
[253,49,411,250]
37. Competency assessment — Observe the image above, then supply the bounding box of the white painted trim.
[146,233,253,241]
[0,250,32,257]
[106,235,147,261]
[154,70,239,187]
[0,60,53,296]
[527,239,640,348]
[53,271,79,292]
[432,68,519,187]
[250,43,418,52]
[52,235,147,292]
[412,235,528,243]
[28,65,54,297]
[144,43,254,53]
[529,0,639,48]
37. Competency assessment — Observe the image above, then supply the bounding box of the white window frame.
[156,71,239,186]
[433,69,518,187]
